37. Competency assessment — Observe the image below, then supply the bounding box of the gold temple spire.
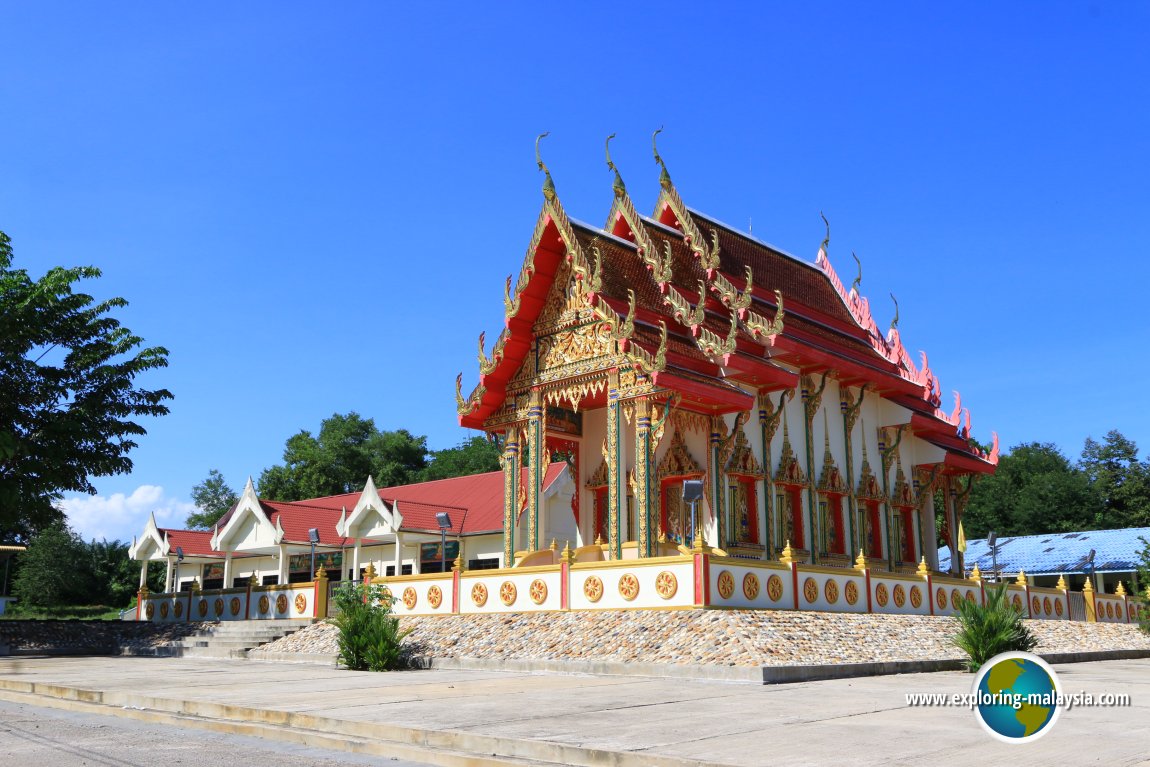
[652,126,672,190]
[535,131,556,202]
[605,133,626,197]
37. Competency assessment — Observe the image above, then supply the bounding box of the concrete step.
[122,620,308,659]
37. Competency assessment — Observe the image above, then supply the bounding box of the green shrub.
[1138,590,1150,636]
[330,582,410,671]
[952,583,1038,672]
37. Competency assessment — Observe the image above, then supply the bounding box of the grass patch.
[0,604,126,621]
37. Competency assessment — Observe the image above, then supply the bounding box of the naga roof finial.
[535,131,556,202]
[890,293,900,330]
[652,126,672,189]
[605,133,626,197]
[851,251,862,293]
[820,211,830,253]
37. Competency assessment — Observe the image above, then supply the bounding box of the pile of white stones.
[257,610,1150,667]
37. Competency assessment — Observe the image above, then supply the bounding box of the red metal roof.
[160,529,220,558]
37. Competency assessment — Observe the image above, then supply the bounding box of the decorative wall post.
[501,431,520,567]
[607,368,624,560]
[801,373,828,564]
[136,584,148,621]
[314,565,329,619]
[918,557,934,616]
[526,389,544,552]
[451,554,462,614]
[1083,578,1096,622]
[856,551,872,613]
[1016,569,1030,618]
[1056,574,1069,622]
[1117,581,1129,623]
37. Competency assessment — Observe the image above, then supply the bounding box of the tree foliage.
[185,469,238,530]
[257,413,429,501]
[330,581,410,671]
[419,436,501,482]
[1079,430,1150,529]
[963,442,1103,539]
[0,231,171,542]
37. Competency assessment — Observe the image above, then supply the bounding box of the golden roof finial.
[315,564,327,580]
[364,562,376,580]
[561,541,573,564]
[969,563,982,582]
[779,540,795,565]
[1055,574,1067,590]
[549,538,558,551]
[535,131,556,202]
[1016,569,1027,586]
[851,251,862,293]
[1083,577,1094,593]
[1116,581,1127,596]
[594,533,603,546]
[890,293,900,331]
[692,524,706,554]
[249,573,259,586]
[452,553,464,573]
[606,133,626,197]
[819,211,830,253]
[652,126,672,190]
[855,550,868,571]
[917,557,929,577]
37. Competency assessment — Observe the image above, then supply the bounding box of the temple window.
[592,487,609,542]
[775,488,804,549]
[819,495,845,556]
[898,507,916,563]
[866,501,883,559]
[728,477,759,545]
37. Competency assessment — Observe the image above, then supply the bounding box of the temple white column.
[139,560,148,588]
[222,553,233,588]
[352,542,361,579]
[277,544,289,583]
[393,532,403,575]
[164,557,173,592]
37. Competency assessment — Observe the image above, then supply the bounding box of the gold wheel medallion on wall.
[1043,597,1052,615]
[258,595,270,613]
[160,602,169,618]
[499,581,517,606]
[584,576,604,603]
[402,587,418,610]
[197,600,208,618]
[214,598,224,617]
[936,588,947,610]
[145,603,155,619]
[875,583,889,607]
[1032,597,1041,614]
[1055,600,1064,617]
[656,571,678,600]
[951,589,963,608]
[618,573,640,601]
[909,586,922,609]
[427,585,443,609]
[742,573,759,601]
[529,579,547,605]
[276,594,289,614]
[892,584,906,608]
[173,601,183,618]
[1011,594,1022,611]
[824,579,839,604]
[294,593,308,614]
[965,589,976,605]
[766,575,784,602]
[803,577,818,604]
[471,582,488,607]
[716,570,735,600]
[230,596,242,616]
[845,580,859,606]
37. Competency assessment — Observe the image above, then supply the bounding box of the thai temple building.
[455,132,998,575]
[133,135,1140,627]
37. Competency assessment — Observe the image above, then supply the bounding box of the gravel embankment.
[0,620,209,655]
[256,611,1150,667]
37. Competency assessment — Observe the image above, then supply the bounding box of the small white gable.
[211,477,281,552]
[128,512,169,560]
[338,476,402,540]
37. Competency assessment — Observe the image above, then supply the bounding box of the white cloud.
[58,485,198,543]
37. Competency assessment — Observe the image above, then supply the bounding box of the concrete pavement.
[0,655,1147,766]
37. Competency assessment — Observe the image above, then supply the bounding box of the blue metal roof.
[939,527,1150,576]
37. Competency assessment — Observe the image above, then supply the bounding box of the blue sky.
[3,3,1148,543]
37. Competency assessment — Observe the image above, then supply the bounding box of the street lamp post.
[987,531,998,583]
[308,528,320,580]
[436,512,453,573]
[683,479,704,548]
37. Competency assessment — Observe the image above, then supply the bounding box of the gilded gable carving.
[657,429,704,479]
[726,429,764,478]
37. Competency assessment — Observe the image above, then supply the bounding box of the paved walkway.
[0,656,1147,766]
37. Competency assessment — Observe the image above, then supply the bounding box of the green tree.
[952,583,1038,672]
[962,442,1103,538]
[258,413,429,501]
[0,231,172,542]
[185,469,239,530]
[11,523,92,607]
[85,538,138,607]
[1079,430,1150,529]
[420,436,501,481]
[330,581,410,671]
